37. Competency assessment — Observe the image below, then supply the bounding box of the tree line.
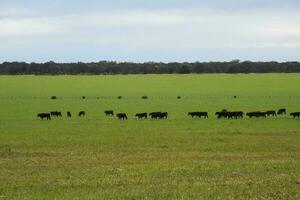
[0,60,300,75]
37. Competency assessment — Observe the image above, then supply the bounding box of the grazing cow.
[37,113,51,120]
[117,113,128,120]
[189,112,200,118]
[277,108,286,115]
[149,112,168,119]
[149,112,162,119]
[78,111,85,117]
[159,112,168,119]
[225,112,234,119]
[67,111,72,118]
[290,112,300,118]
[136,113,147,119]
[266,110,276,117]
[188,112,208,118]
[105,110,114,116]
[215,110,230,119]
[216,111,243,119]
[246,112,267,118]
[50,111,62,117]
[230,111,244,119]
[215,111,227,119]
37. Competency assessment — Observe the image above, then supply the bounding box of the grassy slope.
[0,74,299,199]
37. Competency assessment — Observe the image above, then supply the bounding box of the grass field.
[0,74,299,199]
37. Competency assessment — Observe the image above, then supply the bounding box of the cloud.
[0,5,35,18]
[0,18,65,37]
[63,9,300,49]
[0,5,300,62]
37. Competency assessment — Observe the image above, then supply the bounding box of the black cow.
[188,112,208,118]
[215,111,227,119]
[188,112,199,118]
[230,111,244,119]
[216,111,243,119]
[246,112,267,118]
[50,111,62,117]
[105,110,114,116]
[266,110,276,117]
[78,111,85,117]
[37,113,51,120]
[159,112,168,119]
[136,113,147,119]
[277,108,286,115]
[215,110,229,119]
[149,112,168,119]
[117,113,128,120]
[290,112,300,118]
[67,111,72,118]
[149,112,162,119]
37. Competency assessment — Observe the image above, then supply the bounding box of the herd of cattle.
[37,108,300,120]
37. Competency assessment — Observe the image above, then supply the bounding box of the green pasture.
[0,74,299,199]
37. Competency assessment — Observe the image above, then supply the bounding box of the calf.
[277,108,286,115]
[290,112,300,118]
[78,111,85,117]
[37,113,51,120]
[67,111,72,118]
[105,110,114,116]
[136,113,147,119]
[117,113,128,120]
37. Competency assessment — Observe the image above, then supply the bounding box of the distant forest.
[1,60,300,75]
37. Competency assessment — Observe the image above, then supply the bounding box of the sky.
[0,0,299,63]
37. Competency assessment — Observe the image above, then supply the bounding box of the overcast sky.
[0,0,299,63]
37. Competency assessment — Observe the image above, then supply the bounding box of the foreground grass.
[0,74,299,199]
